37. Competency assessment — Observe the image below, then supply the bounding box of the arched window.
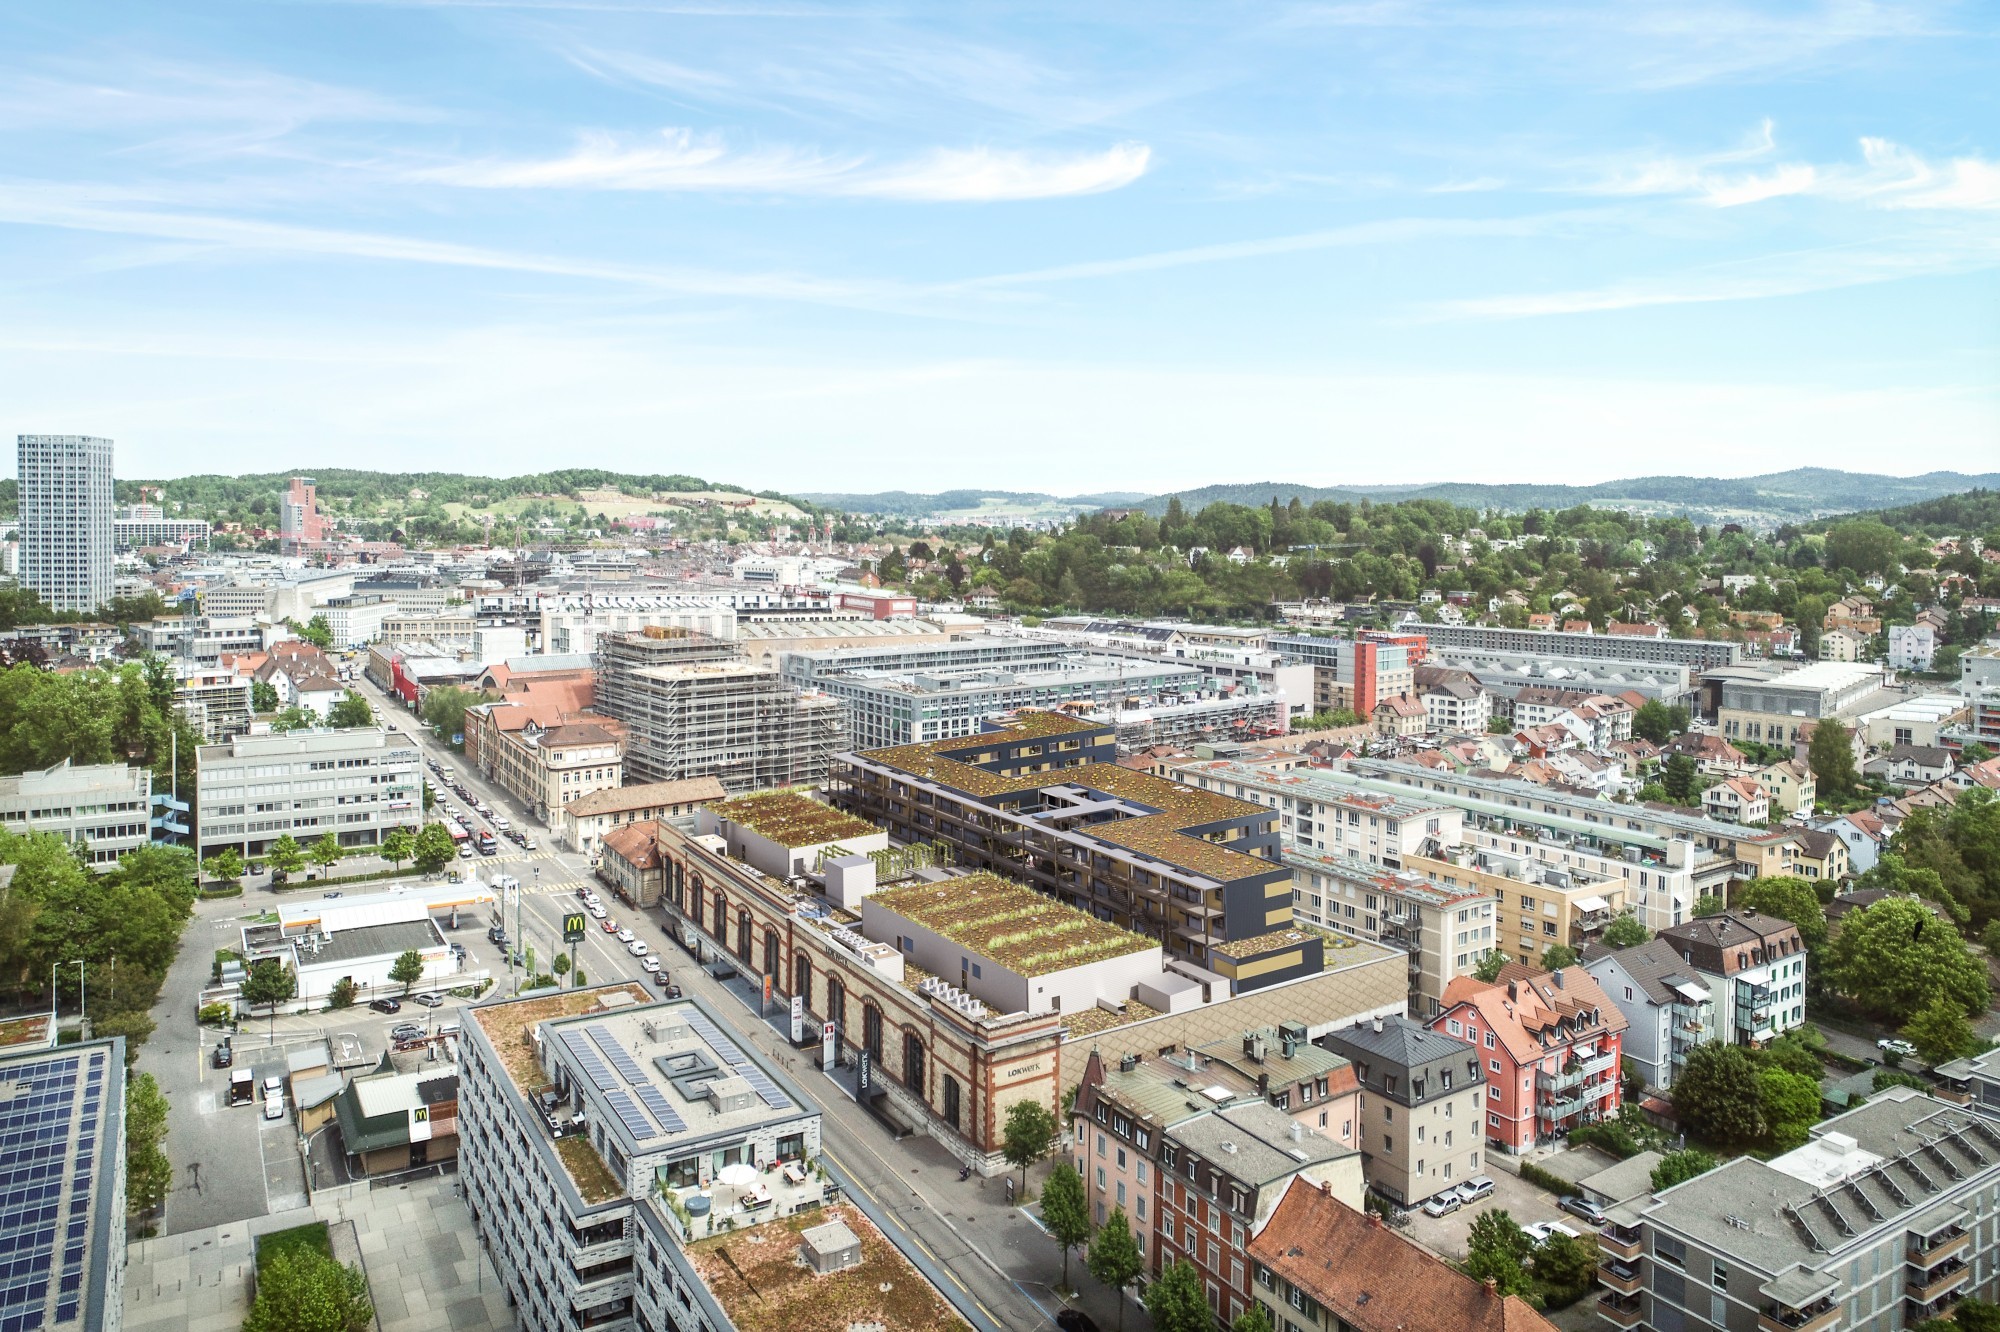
[736,908,753,964]
[826,979,846,1039]
[943,1075,961,1130]
[763,931,780,981]
[903,1032,926,1095]
[794,954,812,1005]
[863,1005,883,1064]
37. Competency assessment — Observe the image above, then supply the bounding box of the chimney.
[1507,981,1517,1001]
[1372,1016,1383,1034]
[1483,1278,1498,1297]
[1553,969,1565,989]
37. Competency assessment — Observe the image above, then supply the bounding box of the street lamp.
[70,961,86,1038]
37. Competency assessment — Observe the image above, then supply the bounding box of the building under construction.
[594,627,844,792]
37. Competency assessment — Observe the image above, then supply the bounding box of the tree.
[1755,1029,1828,1080]
[1694,893,1726,917]
[242,958,297,1037]
[1541,942,1579,969]
[126,1072,172,1216]
[389,949,425,996]
[1759,1067,1822,1151]
[1631,699,1683,745]
[1464,1209,1534,1298]
[297,615,334,650]
[1472,950,1509,982]
[268,834,305,878]
[202,848,244,886]
[327,690,374,728]
[1086,1206,1144,1332]
[1143,1258,1209,1332]
[1040,1161,1090,1291]
[1826,896,1990,1019]
[1001,1099,1056,1192]
[1673,1044,1766,1146]
[269,705,319,732]
[309,834,344,875]
[1903,994,1977,1065]
[421,685,477,750]
[242,1247,373,1332]
[251,680,279,712]
[413,823,456,874]
[1233,1307,1274,1332]
[327,978,356,1010]
[1602,914,1649,948]
[1948,1298,2000,1332]
[1661,754,1699,805]
[1532,1230,1598,1294]
[379,828,414,873]
[1808,719,1857,801]
[1650,1148,1719,1192]
[1734,876,1829,952]
[1825,520,1902,578]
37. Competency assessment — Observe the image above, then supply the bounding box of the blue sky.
[1,1,1995,492]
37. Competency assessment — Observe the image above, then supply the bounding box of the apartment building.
[1754,759,1817,816]
[832,714,1333,989]
[1600,1090,2000,1332]
[279,476,333,555]
[0,760,154,866]
[1960,644,2000,747]
[1409,843,1631,968]
[112,502,210,551]
[1286,848,1496,1015]
[195,727,422,857]
[1654,911,1807,1048]
[172,664,255,741]
[1249,1181,1557,1332]
[1433,963,1626,1153]
[1702,776,1771,825]
[559,777,728,855]
[475,715,621,823]
[1269,634,1415,717]
[1418,622,1740,671]
[1321,1015,1488,1206]
[1170,756,1463,871]
[592,629,842,793]
[1418,672,1491,734]
[17,433,114,613]
[1581,937,1715,1091]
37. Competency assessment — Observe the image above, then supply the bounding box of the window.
[1655,1234,1686,1268]
[1712,1260,1727,1291]
[1484,1031,1496,1048]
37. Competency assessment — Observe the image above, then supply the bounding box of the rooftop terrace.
[868,872,1155,976]
[685,1203,970,1332]
[711,790,877,847]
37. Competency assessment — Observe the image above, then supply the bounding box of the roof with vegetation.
[712,790,877,847]
[687,1203,971,1332]
[868,872,1155,976]
[857,712,1280,884]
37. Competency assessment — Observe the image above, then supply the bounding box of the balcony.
[1597,1224,1643,1261]
[1597,1292,1643,1329]
[1759,1298,1840,1332]
[1908,1229,1969,1269]
[1540,1092,1589,1122]
[1906,1257,1970,1304]
[1599,1259,1642,1295]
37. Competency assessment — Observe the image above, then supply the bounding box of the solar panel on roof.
[632,1085,688,1135]
[680,1010,791,1109]
[602,1088,657,1140]
[734,1065,793,1112]
[558,1031,616,1091]
[681,1011,746,1065]
[585,1026,649,1086]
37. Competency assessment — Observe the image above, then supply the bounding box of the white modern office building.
[0,760,155,867]
[17,434,114,613]
[194,727,423,857]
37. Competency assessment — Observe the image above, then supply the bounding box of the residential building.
[331,1065,460,1175]
[195,726,422,857]
[1417,622,1740,671]
[834,716,1337,988]
[1170,756,1463,872]
[477,716,621,823]
[1888,622,1937,672]
[1581,938,1715,1090]
[1654,910,1807,1048]
[1819,809,1887,875]
[593,629,842,793]
[1372,693,1428,737]
[1789,826,1851,884]
[1285,849,1497,1015]
[1961,643,2000,747]
[0,1036,127,1332]
[1702,776,1771,826]
[1884,743,1954,787]
[1754,759,1817,816]
[1321,1014,1488,1205]
[1408,844,1631,969]
[17,433,114,613]
[1248,1180,1558,1332]
[1415,666,1491,734]
[0,760,154,867]
[559,776,728,855]
[1270,634,1414,717]
[1819,625,1865,662]
[1603,1090,2000,1332]
[1432,963,1627,1153]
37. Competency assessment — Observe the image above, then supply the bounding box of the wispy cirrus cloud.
[414,129,1151,200]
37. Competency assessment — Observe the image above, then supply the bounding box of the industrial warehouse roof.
[867,872,1155,976]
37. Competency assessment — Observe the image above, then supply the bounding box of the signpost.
[562,912,584,986]
[821,1020,836,1071]
[761,973,771,1018]
[790,995,804,1045]
[856,1047,872,1099]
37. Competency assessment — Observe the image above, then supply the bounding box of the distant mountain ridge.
[807,469,2000,525]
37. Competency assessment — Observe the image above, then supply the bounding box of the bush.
[1872,1069,1928,1093]
[1517,1161,1572,1196]
[199,884,244,899]
[196,1002,234,1026]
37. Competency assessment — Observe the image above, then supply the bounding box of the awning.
[1574,895,1610,912]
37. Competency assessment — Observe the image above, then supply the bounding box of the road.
[350,672,1116,1332]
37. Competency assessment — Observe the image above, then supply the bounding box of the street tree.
[1143,1258,1210,1332]
[1087,1206,1144,1331]
[126,1072,171,1216]
[1903,994,1977,1065]
[242,959,297,1037]
[268,834,305,878]
[420,686,477,750]
[413,824,456,874]
[327,690,374,728]
[309,835,344,875]
[327,978,356,1010]
[379,828,415,873]
[1001,1099,1056,1194]
[1825,896,1990,1019]
[389,949,425,996]
[1041,1160,1090,1292]
[202,848,243,887]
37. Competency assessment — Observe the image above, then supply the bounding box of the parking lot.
[1400,1164,1580,1261]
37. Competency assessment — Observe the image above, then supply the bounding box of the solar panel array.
[681,1011,792,1111]
[601,1088,658,1141]
[632,1085,689,1135]
[557,1031,616,1092]
[585,1026,647,1086]
[0,1046,109,1332]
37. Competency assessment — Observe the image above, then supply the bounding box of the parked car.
[487,925,508,944]
[1878,1038,1918,1058]
[642,957,662,974]
[521,837,537,851]
[1456,1176,1496,1205]
[262,1074,284,1098]
[211,1040,233,1069]
[628,940,649,957]
[413,992,444,1008]
[321,890,342,899]
[650,969,672,988]
[370,997,402,1015]
[263,1093,285,1121]
[588,905,607,920]
[391,1023,425,1042]
[1421,1192,1462,1218]
[1056,1310,1101,1332]
[1560,1196,1607,1225]
[1523,1220,1580,1246]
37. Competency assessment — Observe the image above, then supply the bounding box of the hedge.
[1518,1161,1574,1196]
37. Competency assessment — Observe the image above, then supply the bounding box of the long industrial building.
[1416,622,1740,671]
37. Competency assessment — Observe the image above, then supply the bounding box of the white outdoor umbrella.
[716,1163,759,1188]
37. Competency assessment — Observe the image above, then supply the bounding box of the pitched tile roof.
[564,776,728,817]
[1248,1181,1558,1332]
[1438,963,1628,1066]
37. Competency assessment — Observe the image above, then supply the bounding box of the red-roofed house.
[1702,775,1770,825]
[1431,963,1626,1154]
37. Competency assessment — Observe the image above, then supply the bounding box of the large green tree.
[1758,1068,1822,1151]
[1825,896,1989,1019]
[420,686,479,750]
[242,1247,373,1332]
[412,824,456,874]
[1040,1161,1090,1292]
[388,950,426,996]
[1001,1100,1056,1193]
[126,1072,172,1216]
[1807,719,1857,801]
[1903,995,1977,1065]
[1143,1259,1210,1332]
[1672,1045,1766,1146]
[326,690,374,728]
[378,828,414,873]
[267,834,305,877]
[1464,1210,1534,1299]
[1086,1206,1144,1332]
[1734,876,1829,952]
[1650,1148,1719,1192]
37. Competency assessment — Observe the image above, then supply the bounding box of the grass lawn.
[255,1221,331,1274]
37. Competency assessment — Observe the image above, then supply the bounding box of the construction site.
[593,626,844,793]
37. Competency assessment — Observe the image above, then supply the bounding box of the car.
[1456,1175,1496,1205]
[1421,1192,1462,1218]
[628,940,649,957]
[588,905,607,919]
[521,837,537,851]
[476,803,492,816]
[448,943,467,959]
[413,992,445,1008]
[1522,1220,1581,1246]
[1560,1196,1607,1225]
[369,997,402,1015]
[493,817,511,831]
[602,918,618,933]
[651,968,673,988]
[576,886,592,900]
[321,890,342,899]
[487,925,507,944]
[211,1041,233,1069]
[458,845,473,859]
[391,1023,425,1042]
[616,928,635,944]
[263,1093,285,1121]
[247,860,266,876]
[262,1074,284,1098]
[1878,1038,1918,1058]
[583,893,601,907]
[642,956,662,973]
[1056,1310,1101,1332]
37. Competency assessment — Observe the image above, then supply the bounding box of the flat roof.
[867,872,1155,976]
[711,791,877,848]
[307,919,444,967]
[687,1203,971,1332]
[0,1039,124,1332]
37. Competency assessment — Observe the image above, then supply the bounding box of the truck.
[476,832,497,856]
[228,1068,255,1107]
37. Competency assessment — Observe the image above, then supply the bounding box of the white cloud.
[416,130,1150,200]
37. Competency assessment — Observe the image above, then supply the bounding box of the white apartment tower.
[17,434,115,613]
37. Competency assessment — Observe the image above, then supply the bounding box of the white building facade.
[17,434,114,613]
[195,727,423,857]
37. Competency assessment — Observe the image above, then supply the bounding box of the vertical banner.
[857,1047,872,1099]
[790,995,804,1044]
[821,1020,836,1071]
[762,973,772,1016]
